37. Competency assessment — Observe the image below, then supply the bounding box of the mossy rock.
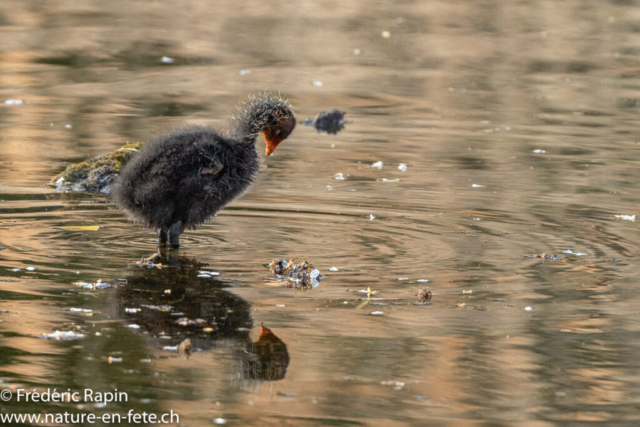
[50,142,143,194]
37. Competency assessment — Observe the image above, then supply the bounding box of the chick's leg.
[168,221,182,249]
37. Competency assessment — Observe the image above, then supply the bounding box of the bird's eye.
[275,129,281,135]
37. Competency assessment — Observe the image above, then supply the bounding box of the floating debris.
[59,225,100,231]
[125,308,141,313]
[353,49,361,55]
[49,142,143,194]
[381,178,400,182]
[471,184,484,188]
[175,317,206,326]
[4,99,24,105]
[462,290,473,294]
[398,163,408,172]
[160,56,174,64]
[372,161,383,169]
[214,418,227,425]
[398,277,409,281]
[381,380,405,390]
[370,311,384,315]
[69,308,92,313]
[358,287,378,297]
[25,266,37,271]
[525,253,561,261]
[368,214,376,220]
[74,280,112,290]
[268,259,323,289]
[136,259,162,269]
[329,267,339,272]
[533,149,546,154]
[275,304,286,307]
[334,173,345,180]
[416,279,429,283]
[304,109,345,134]
[524,306,533,312]
[108,356,123,363]
[239,69,251,76]
[312,81,323,87]
[178,338,192,355]
[615,214,636,222]
[40,330,85,341]
[65,124,72,129]
[162,346,178,352]
[197,270,220,278]
[381,31,391,38]
[141,304,172,312]
[126,324,141,329]
[9,268,21,272]
[562,250,587,256]
[418,287,432,302]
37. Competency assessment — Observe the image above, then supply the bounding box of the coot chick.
[113,92,296,248]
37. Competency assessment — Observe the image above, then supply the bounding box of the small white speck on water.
[25,266,36,271]
[524,306,533,311]
[398,277,409,281]
[313,81,323,87]
[65,124,72,129]
[472,184,484,188]
[4,99,23,105]
[368,214,376,220]
[398,163,407,172]
[372,161,383,169]
[239,69,251,76]
[329,267,339,272]
[214,418,227,425]
[334,173,345,180]
[417,279,429,283]
[127,324,141,329]
[381,31,391,38]
[160,56,174,63]
[326,185,333,190]
[371,311,384,315]
[533,149,546,154]
[562,250,587,256]
[276,304,285,307]
[353,49,361,55]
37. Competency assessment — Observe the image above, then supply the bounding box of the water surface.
[2,0,640,425]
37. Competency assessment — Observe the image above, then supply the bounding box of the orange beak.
[263,131,284,157]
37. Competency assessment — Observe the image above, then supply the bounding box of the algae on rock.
[50,142,143,194]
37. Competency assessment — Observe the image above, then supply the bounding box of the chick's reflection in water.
[116,255,289,382]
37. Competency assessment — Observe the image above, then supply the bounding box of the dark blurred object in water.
[304,109,346,134]
[49,142,143,194]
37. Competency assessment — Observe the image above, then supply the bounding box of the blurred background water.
[2,0,640,425]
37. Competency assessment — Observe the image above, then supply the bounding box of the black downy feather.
[112,92,295,234]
